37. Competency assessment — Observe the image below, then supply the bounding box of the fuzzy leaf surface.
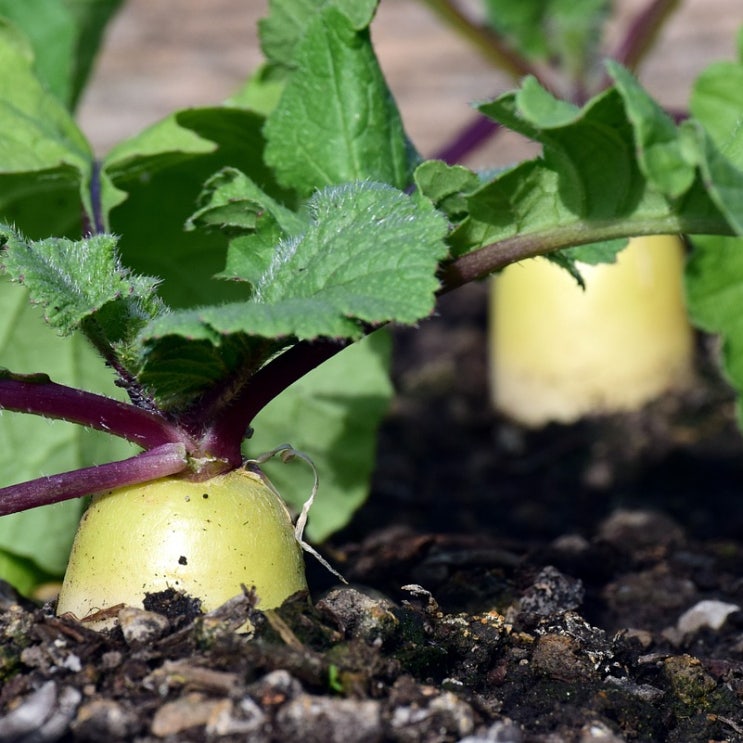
[134,182,446,408]
[0,227,161,344]
[141,182,448,347]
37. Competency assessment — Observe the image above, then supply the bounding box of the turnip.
[420,3,699,426]
[489,235,694,425]
[56,468,307,625]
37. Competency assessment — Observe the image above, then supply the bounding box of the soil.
[2,287,743,742]
[4,1,743,741]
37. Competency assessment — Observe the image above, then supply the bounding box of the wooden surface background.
[77,0,742,166]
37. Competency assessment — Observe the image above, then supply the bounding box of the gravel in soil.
[2,285,743,741]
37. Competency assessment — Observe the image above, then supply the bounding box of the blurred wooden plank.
[78,0,742,165]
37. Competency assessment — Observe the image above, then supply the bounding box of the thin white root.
[245,445,347,584]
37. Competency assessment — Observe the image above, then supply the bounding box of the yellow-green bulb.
[56,468,307,624]
[490,235,694,426]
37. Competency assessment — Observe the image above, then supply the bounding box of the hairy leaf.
[0,227,161,344]
[135,182,446,407]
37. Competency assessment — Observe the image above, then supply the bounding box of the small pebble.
[118,606,170,646]
[676,599,741,635]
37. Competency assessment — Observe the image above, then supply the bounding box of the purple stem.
[433,116,501,165]
[0,373,194,451]
[0,443,188,516]
[200,339,350,464]
[609,0,683,74]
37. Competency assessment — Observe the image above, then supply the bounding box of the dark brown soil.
[2,285,743,742]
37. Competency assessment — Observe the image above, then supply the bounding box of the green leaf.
[691,61,743,167]
[251,329,392,541]
[413,160,480,221]
[479,85,638,220]
[264,5,416,195]
[103,107,284,307]
[188,167,307,285]
[607,61,696,198]
[0,0,121,111]
[0,227,161,343]
[135,182,447,408]
[142,182,448,344]
[0,21,93,232]
[259,0,378,66]
[0,1,76,106]
[453,78,737,262]
[686,234,743,424]
[0,22,91,171]
[0,278,134,576]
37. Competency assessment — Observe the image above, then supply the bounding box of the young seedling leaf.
[264,5,416,195]
[0,226,162,345]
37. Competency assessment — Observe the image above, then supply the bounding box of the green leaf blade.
[686,235,743,424]
[136,182,448,407]
[606,61,696,198]
[0,227,162,351]
[263,6,416,195]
